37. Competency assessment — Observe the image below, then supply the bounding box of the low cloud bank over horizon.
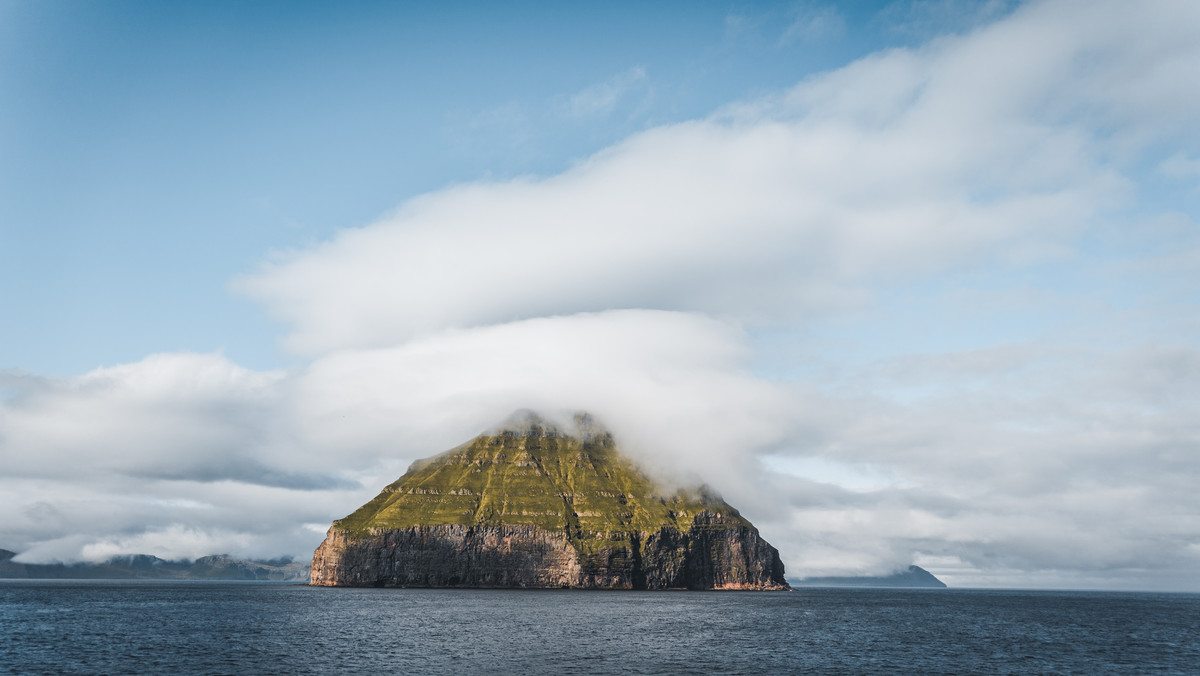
[3,0,1199,590]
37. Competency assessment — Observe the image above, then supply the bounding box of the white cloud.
[0,312,796,561]
[78,526,254,563]
[237,1,1200,357]
[749,339,1200,586]
[291,310,797,486]
[0,354,289,484]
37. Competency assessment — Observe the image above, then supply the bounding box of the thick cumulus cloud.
[5,1,1200,588]
[753,341,1200,589]
[1,354,291,485]
[235,0,1199,355]
[288,310,793,481]
[0,313,795,562]
[0,354,366,562]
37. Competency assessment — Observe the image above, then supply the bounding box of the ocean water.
[1,581,1197,675]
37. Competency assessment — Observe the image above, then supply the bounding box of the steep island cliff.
[310,413,788,590]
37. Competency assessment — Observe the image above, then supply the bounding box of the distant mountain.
[791,565,947,588]
[0,549,309,581]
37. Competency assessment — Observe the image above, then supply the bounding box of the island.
[310,412,789,590]
[792,565,947,588]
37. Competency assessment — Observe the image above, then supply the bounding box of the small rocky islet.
[310,412,789,590]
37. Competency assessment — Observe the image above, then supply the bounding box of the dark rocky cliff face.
[310,512,787,589]
[310,413,788,590]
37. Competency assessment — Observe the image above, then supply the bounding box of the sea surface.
[1,581,1197,675]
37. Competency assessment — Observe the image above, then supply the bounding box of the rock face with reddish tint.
[310,413,788,590]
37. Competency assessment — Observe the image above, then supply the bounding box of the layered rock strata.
[310,413,788,590]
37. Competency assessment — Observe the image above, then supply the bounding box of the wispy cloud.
[875,0,1020,40]
[561,66,651,118]
[778,4,846,46]
[239,0,1187,356]
[1159,152,1200,181]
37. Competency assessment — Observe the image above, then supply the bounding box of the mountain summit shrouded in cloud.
[2,0,1199,591]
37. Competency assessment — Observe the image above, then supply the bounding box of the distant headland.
[791,565,947,588]
[0,549,309,581]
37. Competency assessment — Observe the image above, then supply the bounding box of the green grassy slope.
[335,416,751,544]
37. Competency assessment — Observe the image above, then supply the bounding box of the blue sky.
[2,0,948,376]
[2,0,1199,590]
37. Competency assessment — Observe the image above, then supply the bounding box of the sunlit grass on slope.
[334,414,753,560]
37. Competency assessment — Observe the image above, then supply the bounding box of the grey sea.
[1,581,1197,675]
